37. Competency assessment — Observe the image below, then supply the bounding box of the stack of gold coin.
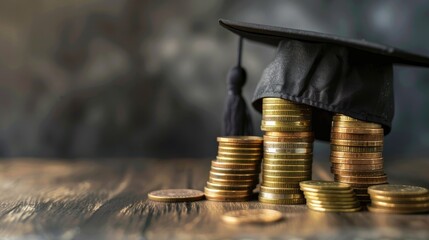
[300,180,361,212]
[259,98,313,205]
[330,114,387,204]
[205,136,263,201]
[368,184,429,214]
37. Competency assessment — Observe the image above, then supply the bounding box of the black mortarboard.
[220,19,429,141]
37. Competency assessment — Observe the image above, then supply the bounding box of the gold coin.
[367,204,429,214]
[205,194,251,202]
[331,163,383,170]
[330,157,383,165]
[331,145,383,153]
[204,187,252,196]
[148,189,205,202]
[330,168,385,176]
[368,184,429,197]
[206,181,254,190]
[210,172,259,180]
[263,115,311,122]
[331,127,384,134]
[370,194,429,203]
[216,156,262,163]
[371,200,429,209]
[307,205,361,212]
[260,186,302,194]
[210,166,259,174]
[300,187,353,194]
[263,159,313,165]
[261,181,300,188]
[217,152,262,159]
[217,136,263,144]
[262,109,311,119]
[264,131,314,138]
[334,174,388,184]
[218,142,262,148]
[262,120,311,127]
[221,209,283,224]
[263,98,304,105]
[304,195,357,202]
[264,141,313,148]
[332,114,361,122]
[330,132,384,141]
[262,169,311,177]
[216,154,262,160]
[303,191,355,198]
[299,180,352,190]
[264,152,313,159]
[261,125,312,132]
[211,161,260,169]
[332,121,382,129]
[331,151,382,158]
[262,102,311,108]
[259,197,306,205]
[265,147,312,154]
[209,176,258,185]
[262,175,310,182]
[263,164,311,171]
[218,146,262,153]
[330,139,383,147]
[306,199,358,205]
[259,192,304,200]
[307,202,360,209]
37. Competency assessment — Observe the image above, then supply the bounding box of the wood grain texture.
[0,158,428,240]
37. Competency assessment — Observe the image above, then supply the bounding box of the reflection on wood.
[0,158,428,239]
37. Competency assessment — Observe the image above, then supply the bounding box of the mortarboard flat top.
[219,19,429,67]
[219,19,429,141]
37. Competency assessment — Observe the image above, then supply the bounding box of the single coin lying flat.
[148,189,204,202]
[222,209,283,224]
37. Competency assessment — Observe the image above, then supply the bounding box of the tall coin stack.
[330,114,388,204]
[259,98,313,205]
[205,136,263,201]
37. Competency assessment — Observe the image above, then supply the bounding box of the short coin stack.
[205,136,263,201]
[300,180,361,212]
[330,114,387,204]
[259,98,313,205]
[368,184,429,214]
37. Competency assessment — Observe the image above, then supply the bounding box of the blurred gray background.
[0,0,428,160]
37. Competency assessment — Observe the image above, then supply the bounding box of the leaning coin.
[222,209,283,224]
[148,189,204,202]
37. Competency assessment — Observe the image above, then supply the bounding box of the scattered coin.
[221,209,283,224]
[148,189,204,202]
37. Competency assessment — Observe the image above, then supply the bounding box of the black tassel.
[223,37,253,136]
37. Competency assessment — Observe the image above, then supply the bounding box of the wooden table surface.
[0,158,428,240]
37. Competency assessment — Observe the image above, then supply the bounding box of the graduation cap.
[220,19,429,141]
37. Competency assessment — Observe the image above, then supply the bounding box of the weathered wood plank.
[0,158,428,240]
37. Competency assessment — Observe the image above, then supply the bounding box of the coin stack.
[259,98,313,205]
[205,136,263,201]
[368,184,429,214]
[300,180,361,212]
[330,114,387,204]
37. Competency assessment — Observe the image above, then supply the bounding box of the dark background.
[0,0,428,160]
